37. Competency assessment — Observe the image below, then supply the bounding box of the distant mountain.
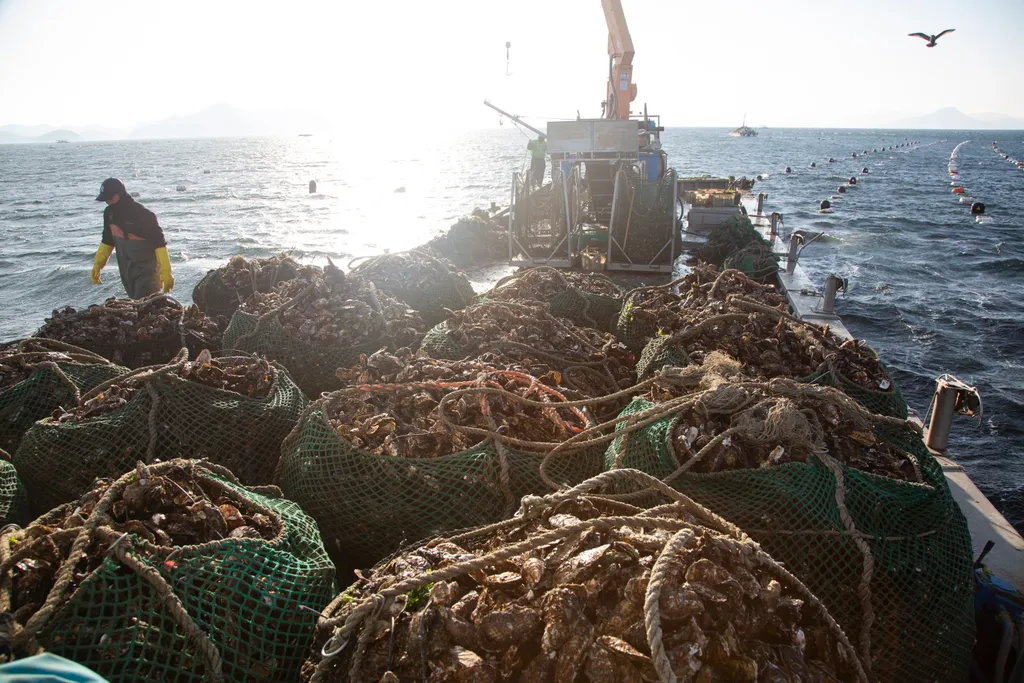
[0,126,90,143]
[0,124,56,138]
[36,129,81,143]
[971,112,1024,127]
[0,104,333,143]
[128,103,334,140]
[0,127,78,144]
[891,107,1024,130]
[76,125,133,141]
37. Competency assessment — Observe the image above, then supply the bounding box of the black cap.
[96,178,127,201]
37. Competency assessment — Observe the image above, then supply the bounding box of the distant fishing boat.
[55,139,69,143]
[730,115,758,137]
[298,133,313,137]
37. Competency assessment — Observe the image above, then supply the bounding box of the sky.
[0,0,1022,130]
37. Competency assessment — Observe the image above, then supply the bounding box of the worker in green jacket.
[527,134,546,188]
[90,178,174,299]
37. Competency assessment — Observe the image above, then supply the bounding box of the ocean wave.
[973,257,1024,274]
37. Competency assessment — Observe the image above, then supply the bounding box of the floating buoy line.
[947,140,990,222]
[773,139,943,214]
[991,142,1024,171]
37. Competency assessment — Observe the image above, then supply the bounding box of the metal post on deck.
[786,232,802,274]
[756,192,766,216]
[509,172,516,262]
[821,274,846,315]
[925,375,983,453]
[769,212,782,239]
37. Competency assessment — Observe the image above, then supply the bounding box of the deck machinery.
[494,0,679,274]
[489,105,677,274]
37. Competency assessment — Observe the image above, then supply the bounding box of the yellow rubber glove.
[91,243,113,285]
[155,247,175,293]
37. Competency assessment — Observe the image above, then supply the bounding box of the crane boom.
[601,0,637,120]
[482,99,546,137]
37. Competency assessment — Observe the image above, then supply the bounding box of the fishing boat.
[730,114,758,137]
[0,2,1020,680]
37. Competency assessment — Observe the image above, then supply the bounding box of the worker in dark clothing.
[90,178,174,298]
[527,134,547,188]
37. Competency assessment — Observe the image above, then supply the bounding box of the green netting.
[421,214,506,269]
[722,242,781,283]
[548,289,623,333]
[0,361,128,453]
[14,362,308,515]
[619,300,908,419]
[615,291,662,353]
[192,259,300,320]
[418,320,464,360]
[696,215,768,268]
[351,256,477,328]
[65,332,185,370]
[635,335,690,381]
[381,274,475,328]
[605,398,975,683]
[221,311,375,397]
[279,404,604,570]
[806,361,910,419]
[192,269,243,320]
[0,459,29,527]
[34,471,336,683]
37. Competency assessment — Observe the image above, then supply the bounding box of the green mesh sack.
[615,290,660,353]
[83,333,184,370]
[193,258,300,320]
[1,356,128,453]
[548,289,623,333]
[723,242,781,283]
[7,460,335,683]
[605,398,974,683]
[389,273,476,327]
[221,311,375,397]
[418,320,465,360]
[696,215,767,267]
[278,402,604,570]
[192,269,241,320]
[0,458,29,527]
[804,357,909,419]
[14,359,308,515]
[220,309,259,350]
[350,252,477,327]
[635,335,690,381]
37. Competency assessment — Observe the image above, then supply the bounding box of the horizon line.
[3,123,1024,144]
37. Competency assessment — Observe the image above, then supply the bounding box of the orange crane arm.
[601,0,637,119]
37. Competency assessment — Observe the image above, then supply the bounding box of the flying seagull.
[909,29,955,47]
